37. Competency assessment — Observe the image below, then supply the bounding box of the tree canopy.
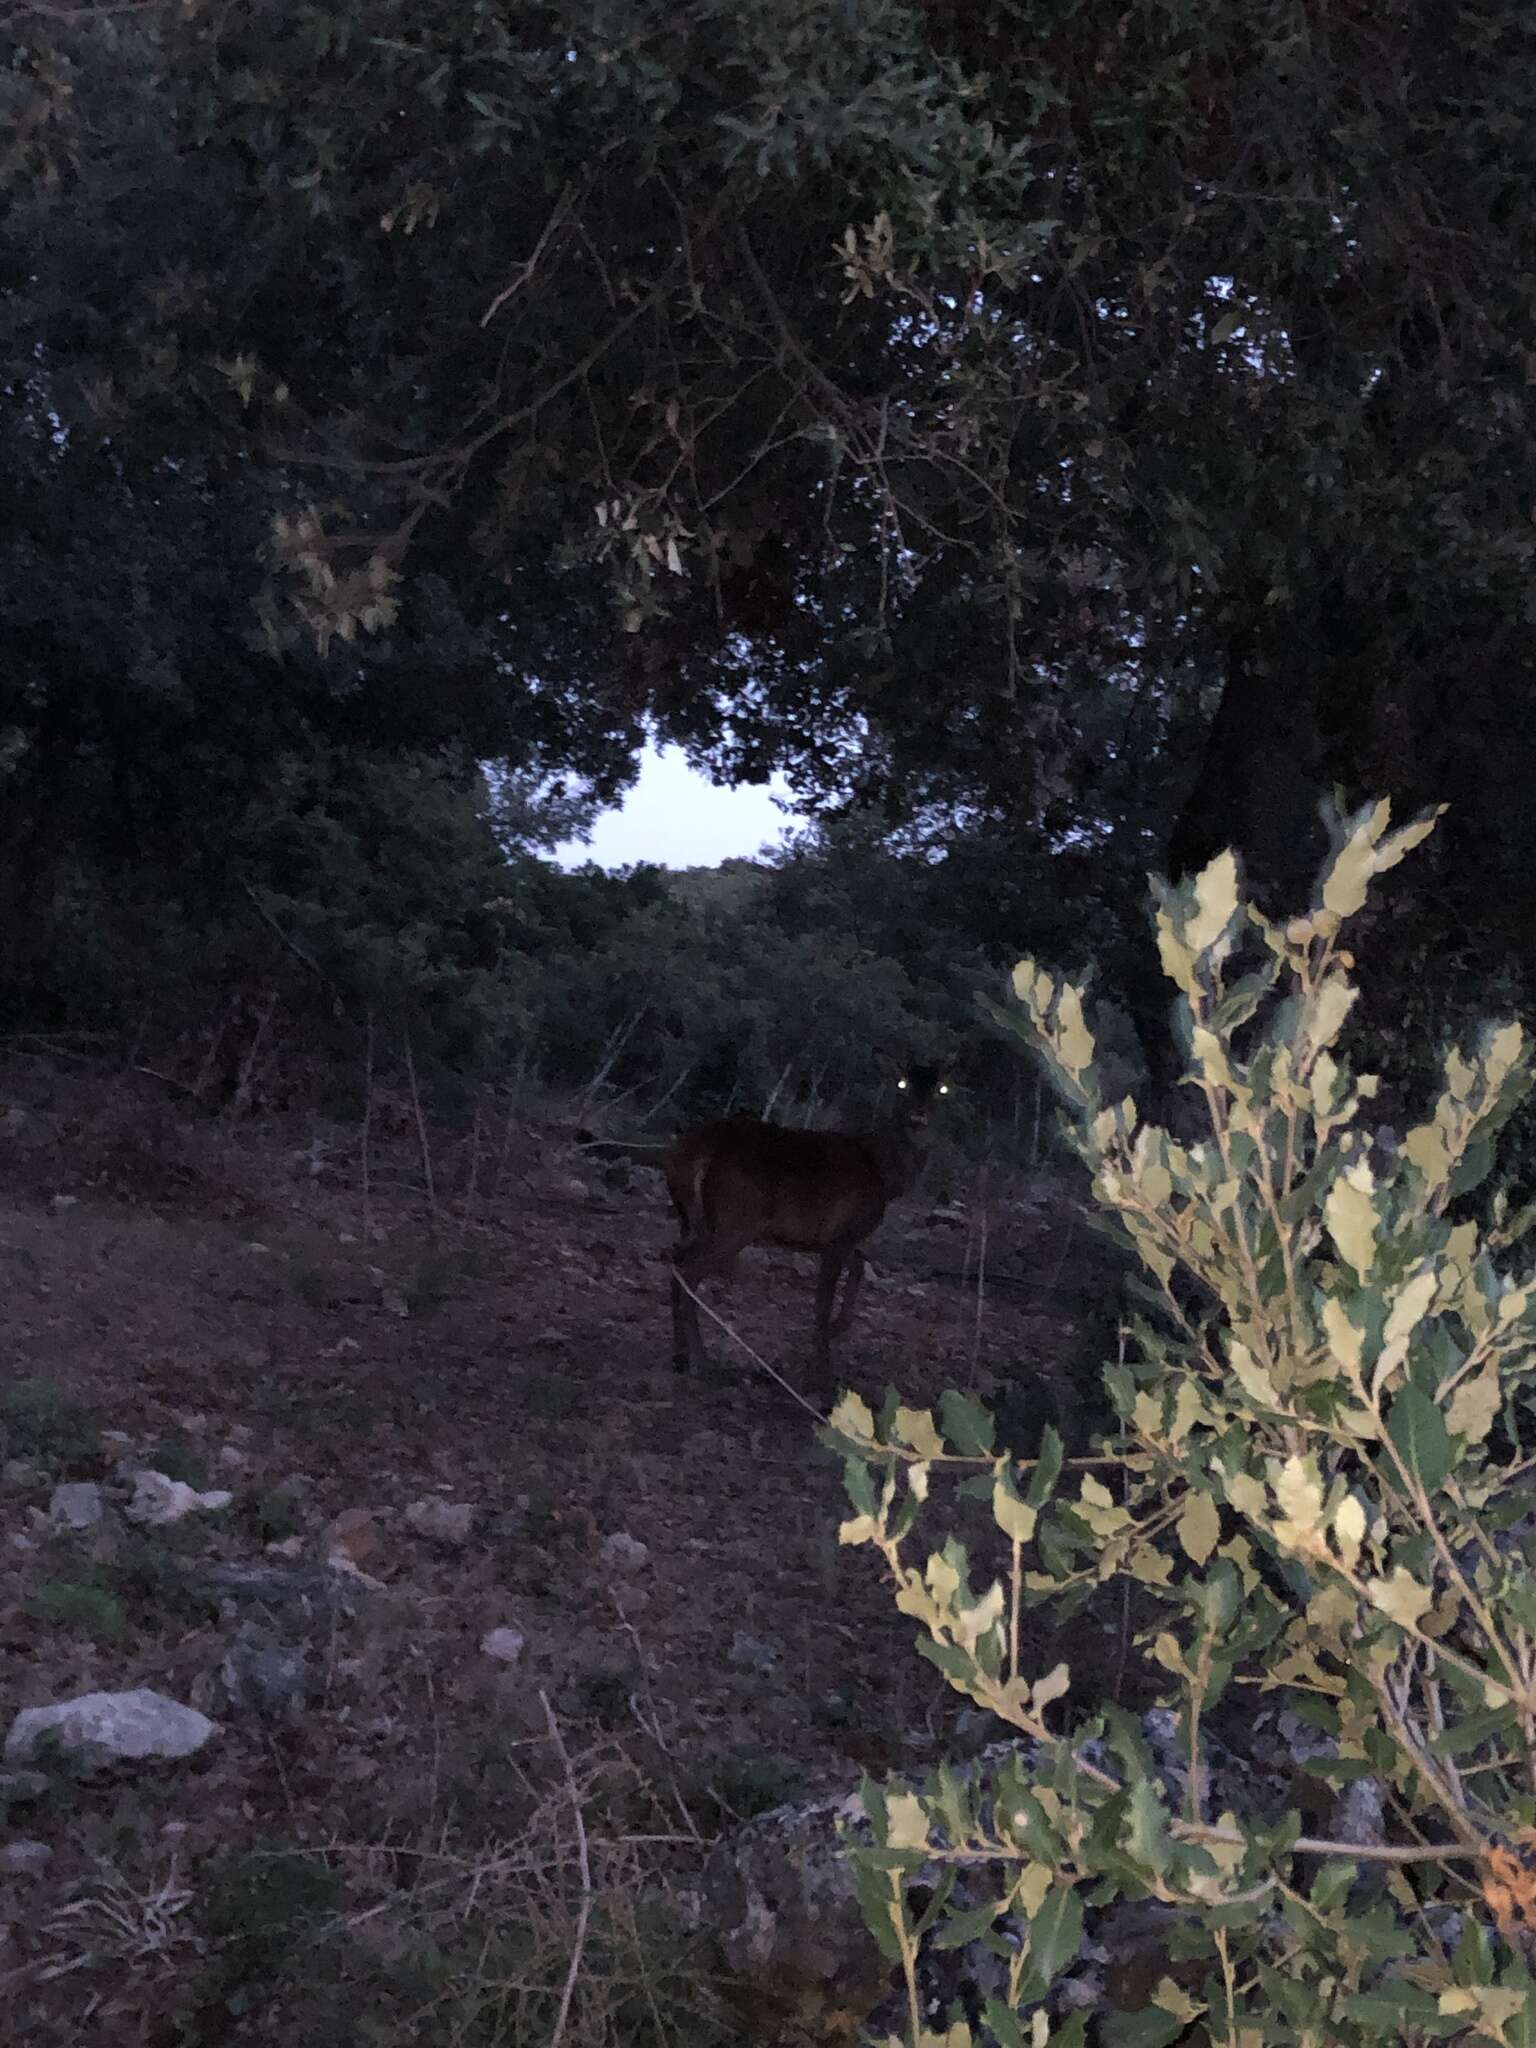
[5,0,1536,1070]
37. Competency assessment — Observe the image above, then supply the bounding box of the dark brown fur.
[665,1065,944,1382]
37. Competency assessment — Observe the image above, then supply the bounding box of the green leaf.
[1310,1857,1358,1912]
[939,1388,996,1457]
[1125,1776,1174,1878]
[981,2001,1029,2048]
[931,1894,1006,1948]
[1027,1882,1085,1987]
[1337,1981,1440,2029]
[1386,1383,1453,1494]
[1098,2010,1190,2048]
[1431,1702,1518,1756]
[1026,1425,1064,1509]
[842,1456,877,1518]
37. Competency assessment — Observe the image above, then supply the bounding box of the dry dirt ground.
[0,1056,1134,2045]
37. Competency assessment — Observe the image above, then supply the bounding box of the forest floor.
[0,1053,1138,2046]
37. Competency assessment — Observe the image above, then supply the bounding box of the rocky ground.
[0,1054,1130,2045]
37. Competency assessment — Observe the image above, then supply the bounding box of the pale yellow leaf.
[1169,1377,1207,1444]
[1177,1490,1221,1566]
[1225,1471,1268,1519]
[1156,907,1199,997]
[886,1790,930,1850]
[1127,1544,1174,1586]
[1325,1173,1379,1279]
[1306,975,1357,1053]
[1321,1297,1365,1374]
[926,1550,960,1605]
[1227,1343,1281,1407]
[1132,1391,1164,1436]
[1015,1861,1052,1918]
[953,1580,1006,1650]
[1485,1022,1525,1090]
[1056,983,1095,1078]
[839,1514,878,1546]
[1404,1121,1451,1183]
[1446,1366,1501,1444]
[1151,1632,1188,1677]
[829,1391,875,1442]
[992,1478,1036,1544]
[1187,849,1239,952]
[1367,1568,1432,1631]
[1032,1662,1070,1710]
[1380,1268,1437,1366]
[1272,1456,1325,1534]
[894,1406,945,1457]
[1151,1978,1205,2024]
[1190,1026,1231,1086]
[1321,835,1375,920]
[1333,1494,1366,1571]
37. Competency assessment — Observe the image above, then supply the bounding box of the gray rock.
[123,1470,233,1526]
[5,1689,218,1770]
[49,1482,104,1531]
[728,1631,779,1673]
[0,1840,52,1878]
[219,1623,311,1723]
[480,1626,527,1665]
[404,1498,476,1549]
[700,1789,884,2038]
[193,1560,358,1618]
[599,1532,648,1575]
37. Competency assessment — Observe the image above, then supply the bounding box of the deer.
[665,1063,948,1383]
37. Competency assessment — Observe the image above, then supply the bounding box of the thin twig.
[541,1691,593,2048]
[402,1028,440,1226]
[670,1272,829,1423]
[361,1008,375,1246]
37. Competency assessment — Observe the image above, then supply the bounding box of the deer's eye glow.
[896,1077,908,1090]
[939,1083,950,1094]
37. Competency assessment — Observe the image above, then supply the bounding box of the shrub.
[833,800,1536,2046]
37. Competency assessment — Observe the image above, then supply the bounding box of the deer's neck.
[865,1122,929,1199]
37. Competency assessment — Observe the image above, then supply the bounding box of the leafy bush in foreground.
[834,801,1536,2047]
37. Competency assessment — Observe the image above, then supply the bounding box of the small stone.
[49,1482,104,1531]
[217,1446,249,1470]
[123,1470,233,1526]
[0,1840,51,1878]
[219,1623,310,1723]
[728,1631,780,1673]
[5,1689,219,1770]
[2,1460,38,1488]
[599,1532,649,1576]
[404,1498,476,1549]
[323,1509,384,1568]
[50,1194,80,1212]
[480,1626,527,1665]
[265,1535,305,1559]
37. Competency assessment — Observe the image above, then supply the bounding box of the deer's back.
[666,1119,901,1250]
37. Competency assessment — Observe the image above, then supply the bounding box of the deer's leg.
[830,1246,867,1335]
[671,1230,749,1372]
[814,1245,852,1379]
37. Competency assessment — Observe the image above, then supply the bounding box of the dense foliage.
[5,1,1536,1087]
